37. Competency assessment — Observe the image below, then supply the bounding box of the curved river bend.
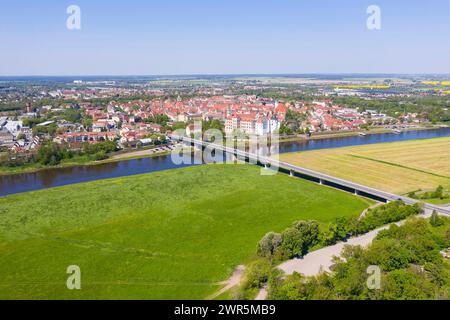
[1,128,450,197]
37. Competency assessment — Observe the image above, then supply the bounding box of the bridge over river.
[173,135,450,217]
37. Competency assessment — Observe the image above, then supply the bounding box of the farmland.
[280,137,450,195]
[0,164,371,300]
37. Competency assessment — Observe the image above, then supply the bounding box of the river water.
[1,128,449,197]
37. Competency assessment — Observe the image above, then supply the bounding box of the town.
[1,0,450,306]
[1,76,446,163]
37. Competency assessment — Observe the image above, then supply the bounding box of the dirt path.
[255,286,268,300]
[110,146,173,160]
[207,265,245,300]
[359,202,384,220]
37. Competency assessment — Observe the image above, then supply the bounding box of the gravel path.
[255,286,268,300]
[278,211,434,277]
[278,226,388,276]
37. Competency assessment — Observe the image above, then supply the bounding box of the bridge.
[171,135,450,216]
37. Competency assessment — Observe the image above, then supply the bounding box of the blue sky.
[0,0,449,75]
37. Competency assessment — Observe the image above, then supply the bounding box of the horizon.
[1,0,450,76]
[1,73,450,79]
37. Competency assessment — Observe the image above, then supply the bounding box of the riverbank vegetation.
[0,140,118,168]
[0,164,372,299]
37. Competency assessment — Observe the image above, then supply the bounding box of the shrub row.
[257,201,422,261]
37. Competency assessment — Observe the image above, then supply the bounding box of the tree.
[242,259,272,290]
[280,228,304,259]
[381,270,431,300]
[62,108,83,123]
[432,185,447,199]
[279,123,293,135]
[328,217,350,243]
[37,142,72,166]
[430,211,445,227]
[257,232,282,258]
[144,114,170,126]
[294,221,320,255]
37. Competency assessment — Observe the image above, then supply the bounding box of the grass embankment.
[0,164,372,300]
[280,137,450,195]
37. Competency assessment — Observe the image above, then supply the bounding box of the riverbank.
[0,146,175,177]
[2,127,450,197]
[279,125,439,143]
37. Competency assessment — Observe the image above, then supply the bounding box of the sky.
[0,0,449,76]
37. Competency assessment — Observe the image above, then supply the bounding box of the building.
[0,128,14,146]
[225,114,280,136]
[57,132,117,144]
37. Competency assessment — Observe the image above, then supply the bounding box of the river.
[1,128,449,197]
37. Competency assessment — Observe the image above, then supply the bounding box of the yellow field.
[422,81,450,86]
[335,85,390,89]
[280,137,450,195]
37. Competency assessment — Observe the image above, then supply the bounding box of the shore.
[0,146,175,177]
[279,125,440,143]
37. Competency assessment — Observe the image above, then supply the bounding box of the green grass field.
[280,137,450,195]
[0,164,371,300]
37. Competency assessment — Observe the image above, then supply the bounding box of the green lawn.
[0,164,372,300]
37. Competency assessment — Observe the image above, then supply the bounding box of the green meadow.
[0,164,372,300]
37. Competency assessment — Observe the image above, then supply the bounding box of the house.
[186,123,202,136]
[139,138,153,146]
[150,124,164,133]
[57,132,116,144]
[92,122,108,132]
[0,128,14,146]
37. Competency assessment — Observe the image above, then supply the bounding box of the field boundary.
[347,154,450,180]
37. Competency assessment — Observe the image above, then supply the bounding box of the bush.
[37,142,73,166]
[353,201,421,235]
[258,221,321,260]
[82,141,117,155]
[242,259,272,290]
[92,151,108,161]
[430,211,445,228]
